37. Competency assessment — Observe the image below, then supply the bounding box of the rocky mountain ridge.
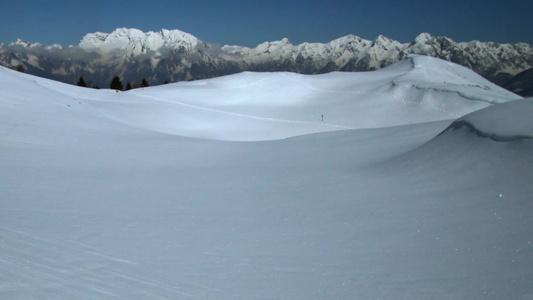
[1,28,532,95]
[78,28,207,56]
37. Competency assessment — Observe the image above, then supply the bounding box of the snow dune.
[1,55,532,299]
[1,55,517,142]
[115,55,516,140]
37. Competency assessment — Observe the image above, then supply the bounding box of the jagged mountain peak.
[413,32,435,44]
[256,38,292,48]
[374,34,392,43]
[7,39,63,51]
[9,38,43,48]
[371,35,402,50]
[78,27,204,56]
[333,34,369,44]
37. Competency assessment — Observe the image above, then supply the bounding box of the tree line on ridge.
[77,76,166,91]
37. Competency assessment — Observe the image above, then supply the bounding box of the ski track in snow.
[120,70,462,135]
[128,91,357,130]
[0,225,236,299]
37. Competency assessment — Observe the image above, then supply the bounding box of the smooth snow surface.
[1,56,531,299]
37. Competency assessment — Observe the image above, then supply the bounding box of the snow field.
[0,56,531,299]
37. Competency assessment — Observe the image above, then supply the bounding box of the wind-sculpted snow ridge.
[382,98,533,174]
[446,121,533,142]
[398,55,518,104]
[440,98,533,142]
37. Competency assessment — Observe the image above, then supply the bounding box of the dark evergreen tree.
[77,76,88,87]
[141,78,149,87]
[16,64,25,73]
[110,76,123,91]
[126,82,132,90]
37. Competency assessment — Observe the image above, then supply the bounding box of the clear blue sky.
[1,0,531,46]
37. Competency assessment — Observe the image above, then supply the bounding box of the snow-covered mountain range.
[1,28,532,95]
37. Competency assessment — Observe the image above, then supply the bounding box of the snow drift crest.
[384,97,533,174]
[442,98,533,142]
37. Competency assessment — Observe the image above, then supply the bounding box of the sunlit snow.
[1,55,531,299]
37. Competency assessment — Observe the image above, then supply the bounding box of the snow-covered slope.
[73,55,517,141]
[1,55,517,142]
[0,57,531,299]
[445,97,533,141]
[503,67,533,97]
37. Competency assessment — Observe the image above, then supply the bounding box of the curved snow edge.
[440,120,533,142]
